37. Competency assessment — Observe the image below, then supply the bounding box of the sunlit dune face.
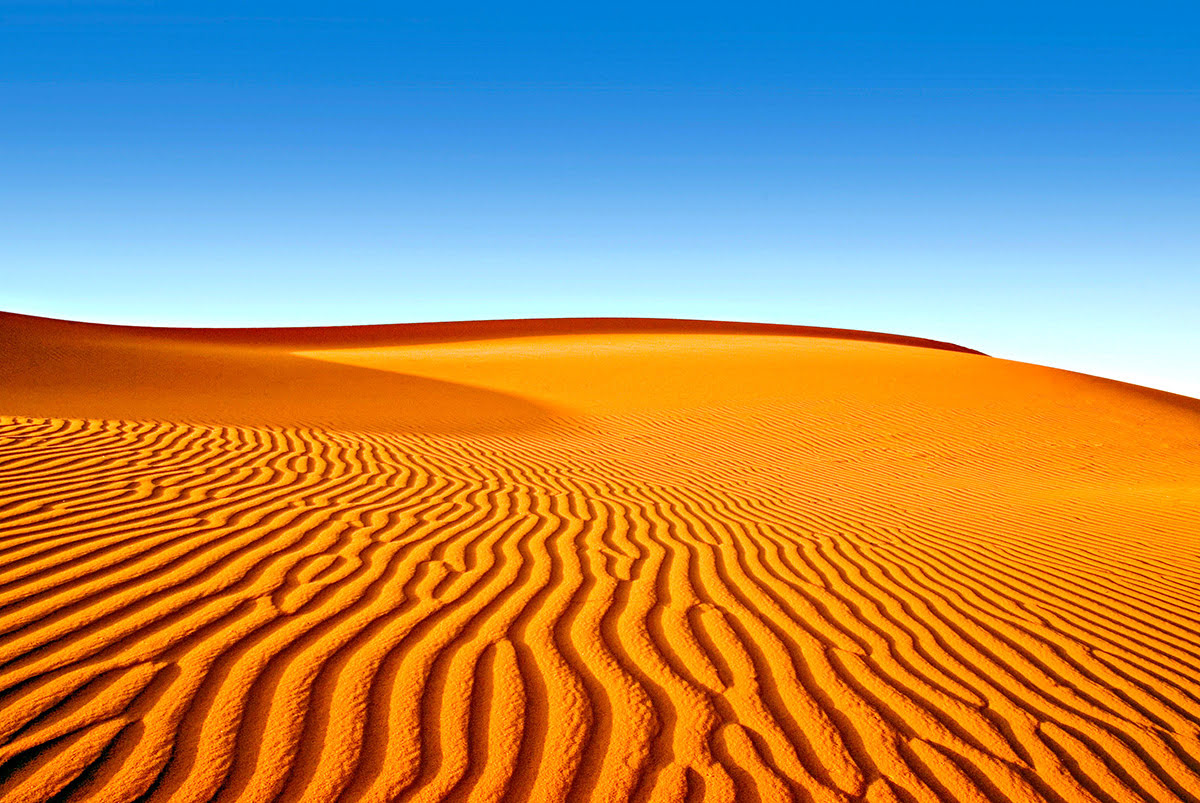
[298,334,939,414]
[1,314,1199,802]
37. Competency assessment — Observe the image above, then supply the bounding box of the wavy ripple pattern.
[1,405,1199,803]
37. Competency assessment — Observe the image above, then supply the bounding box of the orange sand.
[1,311,1199,802]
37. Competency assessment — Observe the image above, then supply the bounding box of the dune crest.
[1,313,1198,802]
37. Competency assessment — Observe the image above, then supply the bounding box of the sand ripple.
[1,316,1199,801]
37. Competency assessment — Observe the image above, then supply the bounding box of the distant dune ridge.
[1,312,1198,802]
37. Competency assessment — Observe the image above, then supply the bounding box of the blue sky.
[2,2,1198,397]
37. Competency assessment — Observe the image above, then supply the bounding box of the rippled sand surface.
[2,313,1199,802]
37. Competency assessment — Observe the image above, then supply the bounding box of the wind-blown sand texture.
[2,311,1199,803]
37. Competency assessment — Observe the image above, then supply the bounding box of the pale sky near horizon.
[2,2,1198,398]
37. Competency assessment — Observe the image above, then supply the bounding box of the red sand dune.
[1,311,1198,802]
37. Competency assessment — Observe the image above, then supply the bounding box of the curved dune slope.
[1,313,1199,802]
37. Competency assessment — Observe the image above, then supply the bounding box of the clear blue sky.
[3,2,1198,397]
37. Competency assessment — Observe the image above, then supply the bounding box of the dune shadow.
[0,328,556,434]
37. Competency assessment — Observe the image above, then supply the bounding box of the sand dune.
[1,312,1199,802]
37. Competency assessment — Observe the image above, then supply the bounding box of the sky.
[2,1,1198,398]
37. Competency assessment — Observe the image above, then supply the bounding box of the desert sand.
[1,310,1199,802]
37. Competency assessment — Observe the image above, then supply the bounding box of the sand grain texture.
[1,312,1199,802]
